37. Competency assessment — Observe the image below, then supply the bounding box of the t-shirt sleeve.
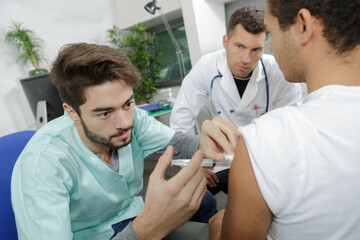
[238,108,305,217]
[157,131,200,159]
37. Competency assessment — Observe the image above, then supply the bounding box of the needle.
[171,159,232,168]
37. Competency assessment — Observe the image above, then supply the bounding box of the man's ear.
[63,103,80,122]
[295,8,317,45]
[222,35,228,49]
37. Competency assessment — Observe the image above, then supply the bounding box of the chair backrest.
[0,130,36,240]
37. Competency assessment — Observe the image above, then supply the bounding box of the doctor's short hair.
[267,0,360,54]
[50,43,141,114]
[228,6,269,38]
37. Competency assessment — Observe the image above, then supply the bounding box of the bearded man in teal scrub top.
[11,43,239,240]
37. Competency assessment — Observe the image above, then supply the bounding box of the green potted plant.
[5,20,48,76]
[107,23,161,104]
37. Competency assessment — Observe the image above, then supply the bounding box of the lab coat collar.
[216,54,241,105]
[237,60,263,110]
[215,54,265,108]
[254,59,265,83]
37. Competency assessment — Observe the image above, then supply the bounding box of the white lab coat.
[170,49,302,134]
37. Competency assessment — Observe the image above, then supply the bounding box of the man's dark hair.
[228,6,269,38]
[51,43,141,114]
[267,0,360,54]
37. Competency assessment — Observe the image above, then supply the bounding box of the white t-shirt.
[239,85,360,240]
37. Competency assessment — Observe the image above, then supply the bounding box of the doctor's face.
[223,23,266,79]
[76,80,135,152]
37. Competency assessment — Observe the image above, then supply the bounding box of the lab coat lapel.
[237,61,263,111]
[217,57,241,105]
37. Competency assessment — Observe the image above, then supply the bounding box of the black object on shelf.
[20,74,63,129]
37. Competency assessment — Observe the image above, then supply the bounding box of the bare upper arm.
[221,135,272,240]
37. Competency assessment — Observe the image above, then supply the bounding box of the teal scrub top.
[11,108,175,240]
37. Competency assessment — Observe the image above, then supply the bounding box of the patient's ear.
[63,103,80,122]
[295,8,317,45]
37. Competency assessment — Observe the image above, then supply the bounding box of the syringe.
[171,159,232,168]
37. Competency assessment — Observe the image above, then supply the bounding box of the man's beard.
[81,120,133,150]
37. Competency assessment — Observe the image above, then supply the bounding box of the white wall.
[181,0,226,65]
[0,0,115,136]
[0,0,228,136]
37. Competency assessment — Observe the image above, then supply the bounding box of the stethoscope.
[208,58,269,117]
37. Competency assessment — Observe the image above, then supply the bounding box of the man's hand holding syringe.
[173,116,240,188]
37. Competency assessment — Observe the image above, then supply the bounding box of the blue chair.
[0,130,36,240]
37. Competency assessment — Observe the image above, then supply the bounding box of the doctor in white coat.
[170,6,302,195]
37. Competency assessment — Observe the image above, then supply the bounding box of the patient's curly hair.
[267,0,360,54]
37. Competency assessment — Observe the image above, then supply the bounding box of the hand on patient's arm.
[132,146,207,240]
[222,136,272,240]
[209,209,225,240]
[199,116,240,160]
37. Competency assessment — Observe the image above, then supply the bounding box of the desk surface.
[137,103,172,117]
